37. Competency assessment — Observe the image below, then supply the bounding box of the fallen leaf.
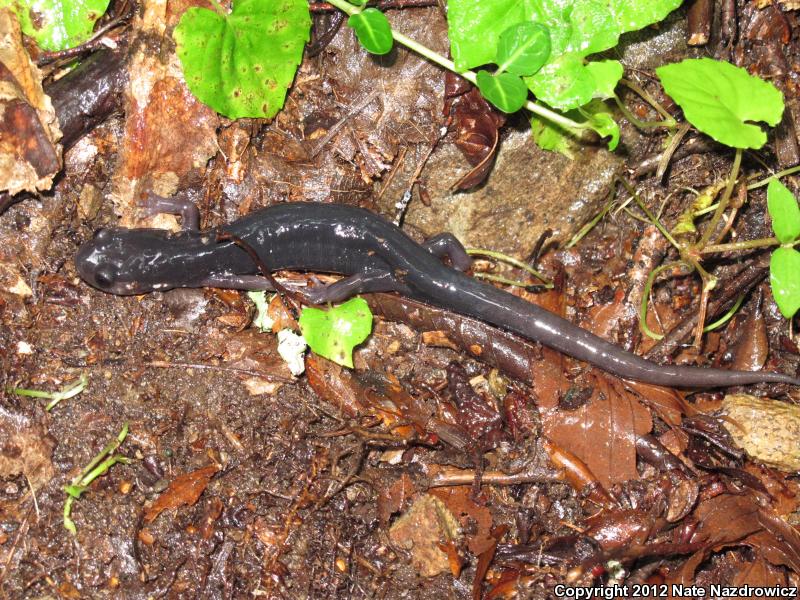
[539,373,652,487]
[0,407,55,490]
[144,464,220,522]
[388,494,462,578]
[0,9,61,195]
[377,473,415,524]
[430,486,494,556]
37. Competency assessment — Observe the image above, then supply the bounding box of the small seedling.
[632,60,793,343]
[63,423,131,535]
[298,297,372,368]
[7,373,88,411]
[767,180,800,320]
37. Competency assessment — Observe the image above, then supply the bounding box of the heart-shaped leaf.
[174,0,310,119]
[1,0,110,51]
[770,247,800,319]
[495,21,551,77]
[476,70,527,113]
[767,179,800,244]
[298,297,373,368]
[348,8,393,55]
[657,58,784,149]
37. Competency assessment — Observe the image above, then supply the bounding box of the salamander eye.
[94,265,116,288]
[93,228,112,242]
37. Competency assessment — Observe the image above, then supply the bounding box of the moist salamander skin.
[75,202,800,388]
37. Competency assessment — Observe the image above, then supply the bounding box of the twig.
[310,91,381,158]
[146,360,294,383]
[309,0,437,11]
[427,465,562,487]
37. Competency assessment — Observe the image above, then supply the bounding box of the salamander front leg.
[423,233,471,271]
[141,192,201,231]
[303,270,405,304]
[197,274,275,291]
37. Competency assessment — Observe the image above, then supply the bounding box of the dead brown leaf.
[539,373,652,487]
[377,473,416,524]
[449,88,505,190]
[144,464,220,522]
[0,9,61,195]
[0,407,55,491]
[430,486,494,556]
[388,493,462,577]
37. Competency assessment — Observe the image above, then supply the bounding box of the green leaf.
[529,113,578,158]
[448,0,540,72]
[449,0,681,110]
[529,99,618,155]
[767,179,800,244]
[495,21,550,77]
[584,60,624,101]
[770,247,800,319]
[580,99,619,151]
[476,70,527,113]
[173,0,311,119]
[298,297,372,368]
[348,8,393,55]
[1,0,110,51]
[656,58,784,149]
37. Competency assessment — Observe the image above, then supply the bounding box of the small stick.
[146,360,293,383]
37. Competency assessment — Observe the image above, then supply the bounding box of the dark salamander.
[75,201,800,388]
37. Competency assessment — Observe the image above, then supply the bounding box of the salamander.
[75,200,800,388]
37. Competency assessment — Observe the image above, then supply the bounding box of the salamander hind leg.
[423,233,471,271]
[303,270,403,304]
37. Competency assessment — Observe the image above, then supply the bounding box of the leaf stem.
[207,0,227,16]
[697,148,742,249]
[619,78,676,124]
[746,164,800,190]
[619,178,682,251]
[699,237,779,254]
[703,293,745,333]
[613,94,675,130]
[467,248,550,284]
[640,261,690,340]
[323,0,588,133]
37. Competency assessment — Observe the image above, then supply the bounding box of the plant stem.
[208,0,227,16]
[619,178,682,251]
[473,272,553,290]
[467,248,550,284]
[640,261,689,340]
[697,148,742,249]
[656,122,691,180]
[703,293,745,332]
[699,237,779,254]
[619,78,676,124]
[747,164,800,190]
[323,0,588,133]
[613,95,675,129]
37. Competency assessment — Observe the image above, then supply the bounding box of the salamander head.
[76,227,202,295]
